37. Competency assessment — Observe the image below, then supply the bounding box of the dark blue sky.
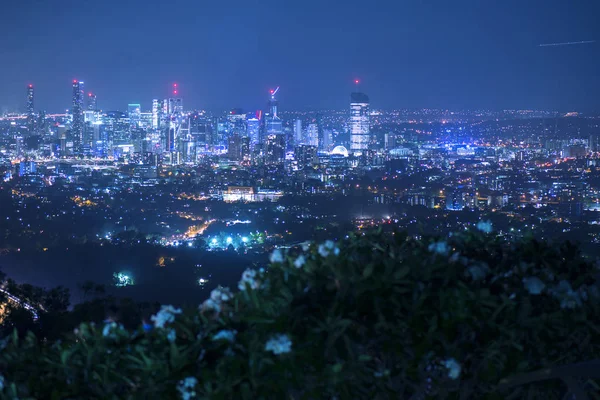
[1,0,598,113]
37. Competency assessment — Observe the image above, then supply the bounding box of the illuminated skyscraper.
[87,93,97,110]
[246,114,260,146]
[228,134,242,161]
[128,104,141,128]
[167,98,183,114]
[307,123,318,147]
[26,84,34,135]
[294,119,302,144]
[71,80,85,153]
[265,87,283,136]
[152,99,159,129]
[266,134,286,165]
[349,92,370,153]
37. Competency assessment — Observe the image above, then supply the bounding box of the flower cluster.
[167,329,177,343]
[102,321,118,337]
[269,249,285,263]
[442,358,461,380]
[428,241,449,256]
[265,334,292,355]
[466,262,490,281]
[201,286,233,313]
[238,268,261,291]
[293,255,306,269]
[150,305,182,328]
[318,240,340,257]
[476,220,493,234]
[522,276,545,295]
[550,280,587,309]
[177,377,198,400]
[212,329,237,342]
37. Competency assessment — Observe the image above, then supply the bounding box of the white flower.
[294,255,306,268]
[476,220,493,234]
[318,240,339,257]
[212,329,237,342]
[522,277,545,295]
[177,377,198,400]
[443,358,461,380]
[150,305,182,328]
[167,329,176,343]
[428,241,449,255]
[238,268,261,291]
[265,334,292,355]
[550,280,585,309]
[449,252,461,263]
[201,286,233,312]
[211,286,232,302]
[180,376,198,388]
[301,242,310,251]
[467,263,489,281]
[269,248,285,263]
[102,322,116,337]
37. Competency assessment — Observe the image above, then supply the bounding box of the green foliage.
[0,230,599,399]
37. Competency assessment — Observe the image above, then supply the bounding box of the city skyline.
[4,79,600,116]
[1,0,599,113]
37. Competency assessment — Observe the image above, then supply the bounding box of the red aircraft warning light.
[354,79,360,84]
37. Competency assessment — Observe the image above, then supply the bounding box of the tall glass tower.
[349,92,370,154]
[26,84,34,135]
[266,87,283,136]
[71,80,85,153]
[87,93,97,110]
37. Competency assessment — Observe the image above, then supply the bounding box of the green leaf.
[363,264,374,278]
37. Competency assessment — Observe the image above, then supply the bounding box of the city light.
[242,236,248,243]
[226,237,233,244]
[113,272,134,287]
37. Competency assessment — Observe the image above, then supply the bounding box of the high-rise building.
[269,87,279,117]
[166,98,183,114]
[71,80,85,153]
[87,93,97,110]
[590,134,600,153]
[307,123,319,147]
[241,136,250,161]
[266,87,283,136]
[152,99,160,129]
[294,119,303,144]
[128,104,141,128]
[266,134,286,165]
[26,84,35,135]
[228,134,242,161]
[247,115,260,146]
[322,129,332,150]
[349,92,370,154]
[227,109,246,136]
[294,144,317,170]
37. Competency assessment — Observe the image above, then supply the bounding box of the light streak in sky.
[539,40,595,47]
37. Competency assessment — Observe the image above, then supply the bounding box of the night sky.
[0,0,598,113]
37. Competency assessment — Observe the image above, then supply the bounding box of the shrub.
[0,229,599,399]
